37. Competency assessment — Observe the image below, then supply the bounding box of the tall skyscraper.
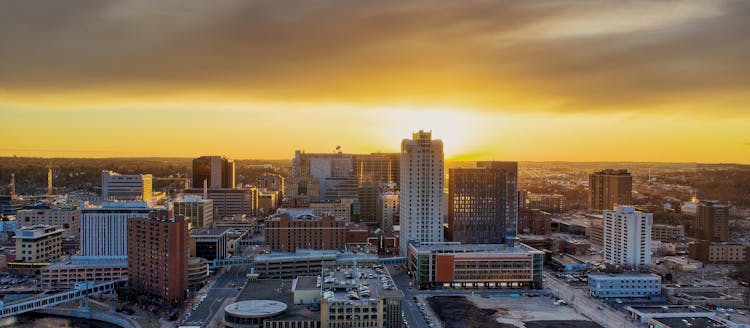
[602,206,652,268]
[192,156,235,189]
[695,201,729,242]
[127,212,188,304]
[589,169,633,211]
[101,170,153,202]
[399,130,444,255]
[448,161,518,244]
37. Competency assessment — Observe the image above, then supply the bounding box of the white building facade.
[79,202,164,260]
[101,170,153,202]
[399,130,444,255]
[603,205,652,267]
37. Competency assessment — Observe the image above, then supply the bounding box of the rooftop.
[236,279,319,323]
[589,272,661,279]
[224,300,287,318]
[190,227,229,237]
[628,305,710,314]
[322,264,404,307]
[46,257,128,269]
[409,242,543,255]
[294,276,318,291]
[650,317,729,328]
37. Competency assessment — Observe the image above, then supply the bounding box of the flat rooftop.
[254,249,378,263]
[45,258,128,269]
[681,291,733,299]
[651,317,729,328]
[322,264,404,306]
[409,242,542,255]
[629,305,711,314]
[294,276,318,291]
[236,279,319,323]
[551,254,585,265]
[190,227,229,236]
[589,272,660,279]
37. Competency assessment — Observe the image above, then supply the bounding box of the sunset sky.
[1,1,749,162]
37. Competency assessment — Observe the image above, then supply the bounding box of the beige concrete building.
[310,199,354,222]
[651,224,685,242]
[15,206,80,238]
[101,170,153,202]
[15,225,63,263]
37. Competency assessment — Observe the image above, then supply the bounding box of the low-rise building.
[549,254,587,272]
[321,263,403,328]
[40,258,128,290]
[662,256,702,272]
[651,224,685,242]
[662,284,743,308]
[647,317,730,328]
[626,305,713,324]
[407,242,544,290]
[188,257,209,291]
[688,241,749,264]
[190,228,229,261]
[588,272,661,298]
[9,225,63,274]
[253,249,379,279]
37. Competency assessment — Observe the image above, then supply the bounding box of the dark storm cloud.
[1,0,749,113]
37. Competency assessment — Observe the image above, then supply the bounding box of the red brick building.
[264,213,346,252]
[127,212,188,304]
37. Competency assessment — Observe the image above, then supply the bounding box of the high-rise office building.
[448,161,518,244]
[79,202,165,260]
[101,170,153,202]
[399,130,444,255]
[192,156,235,189]
[589,169,633,211]
[127,213,188,304]
[695,201,729,242]
[602,206,652,268]
[173,196,214,229]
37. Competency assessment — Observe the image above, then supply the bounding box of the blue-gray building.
[588,272,661,298]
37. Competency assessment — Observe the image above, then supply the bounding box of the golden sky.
[1,1,749,163]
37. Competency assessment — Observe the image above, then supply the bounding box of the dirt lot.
[427,295,601,328]
[427,296,513,328]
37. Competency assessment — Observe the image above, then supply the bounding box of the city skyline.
[2,1,750,163]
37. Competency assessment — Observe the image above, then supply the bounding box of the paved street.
[544,273,639,328]
[180,266,250,327]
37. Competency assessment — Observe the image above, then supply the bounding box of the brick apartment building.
[127,212,188,304]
